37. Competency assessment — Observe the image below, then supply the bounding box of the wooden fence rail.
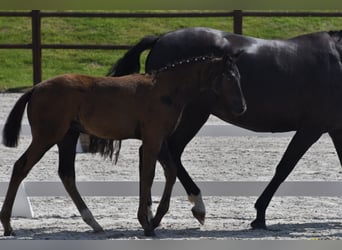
[1,10,342,84]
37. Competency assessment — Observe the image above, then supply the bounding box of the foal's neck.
[153,61,213,99]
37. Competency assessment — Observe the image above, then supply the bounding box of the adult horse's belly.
[213,101,301,133]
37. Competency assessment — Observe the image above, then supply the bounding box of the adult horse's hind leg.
[251,129,322,229]
[0,140,52,236]
[57,129,103,233]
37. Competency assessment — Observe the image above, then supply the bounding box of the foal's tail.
[2,90,32,147]
[107,35,159,76]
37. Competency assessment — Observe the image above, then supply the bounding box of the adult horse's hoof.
[144,228,156,237]
[191,207,205,225]
[250,219,267,230]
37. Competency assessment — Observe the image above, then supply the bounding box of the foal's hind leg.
[0,140,52,236]
[251,130,322,229]
[57,129,103,233]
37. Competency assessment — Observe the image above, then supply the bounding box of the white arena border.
[1,181,342,218]
[0,124,296,137]
[1,124,341,218]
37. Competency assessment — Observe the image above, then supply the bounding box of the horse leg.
[328,130,342,165]
[150,142,177,229]
[137,140,160,236]
[0,140,51,236]
[57,129,103,233]
[171,151,206,225]
[139,145,153,221]
[163,93,214,224]
[251,130,322,229]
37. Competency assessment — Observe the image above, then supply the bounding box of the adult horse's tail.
[2,90,32,147]
[107,35,159,76]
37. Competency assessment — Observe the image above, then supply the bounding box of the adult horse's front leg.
[251,129,322,229]
[164,93,215,224]
[57,129,103,233]
[137,140,160,236]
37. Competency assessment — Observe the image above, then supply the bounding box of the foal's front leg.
[151,142,177,229]
[137,141,160,236]
[138,146,154,221]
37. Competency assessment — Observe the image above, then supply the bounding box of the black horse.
[106,27,342,230]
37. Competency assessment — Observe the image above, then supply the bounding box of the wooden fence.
[1,10,342,84]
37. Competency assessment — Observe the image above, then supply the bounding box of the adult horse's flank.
[1,54,245,236]
[107,27,342,230]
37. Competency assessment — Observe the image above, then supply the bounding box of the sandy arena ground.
[1,93,342,240]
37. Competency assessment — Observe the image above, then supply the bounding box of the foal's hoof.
[92,224,104,233]
[94,228,105,234]
[191,208,205,225]
[144,228,156,237]
[3,230,15,236]
[251,219,267,230]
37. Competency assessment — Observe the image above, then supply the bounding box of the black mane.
[328,30,342,42]
[152,55,216,74]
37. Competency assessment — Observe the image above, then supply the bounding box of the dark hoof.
[94,228,105,234]
[191,208,205,225]
[251,219,267,230]
[144,229,156,237]
[4,230,15,236]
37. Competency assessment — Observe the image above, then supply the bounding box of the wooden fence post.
[233,10,243,34]
[31,10,42,84]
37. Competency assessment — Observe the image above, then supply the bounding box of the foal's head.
[153,53,246,116]
[206,52,247,116]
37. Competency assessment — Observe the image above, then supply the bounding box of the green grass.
[0,11,342,91]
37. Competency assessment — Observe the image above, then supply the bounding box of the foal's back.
[28,73,154,140]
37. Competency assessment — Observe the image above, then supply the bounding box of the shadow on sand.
[2,221,342,240]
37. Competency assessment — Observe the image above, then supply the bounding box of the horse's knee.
[58,167,75,180]
[162,163,177,180]
[58,155,75,180]
[12,156,29,180]
[157,202,170,216]
[158,143,169,164]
